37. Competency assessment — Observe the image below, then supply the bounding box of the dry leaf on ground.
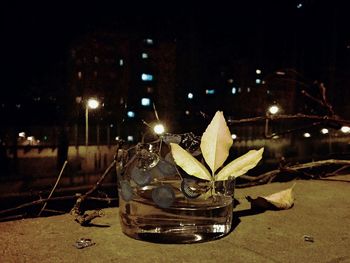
[247,183,296,210]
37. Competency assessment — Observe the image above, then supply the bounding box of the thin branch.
[0,196,76,216]
[237,159,350,188]
[227,114,350,125]
[70,160,116,225]
[38,160,68,216]
[0,196,116,217]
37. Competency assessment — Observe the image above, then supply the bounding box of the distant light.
[110,124,114,128]
[187,93,194,99]
[340,126,350,133]
[247,87,251,92]
[19,132,26,138]
[272,135,280,139]
[141,73,153,81]
[267,90,271,94]
[321,128,329,134]
[115,136,120,141]
[153,123,165,135]
[231,87,237,94]
[87,98,99,109]
[119,59,124,66]
[145,38,154,45]
[268,105,279,115]
[276,71,286,75]
[78,71,82,79]
[127,111,135,118]
[231,134,237,140]
[16,104,21,109]
[297,3,303,8]
[141,98,151,106]
[303,132,311,138]
[256,69,261,74]
[27,136,34,141]
[127,136,134,142]
[142,52,148,59]
[205,89,215,95]
[256,79,261,84]
[185,110,190,115]
[146,87,153,93]
[227,78,234,84]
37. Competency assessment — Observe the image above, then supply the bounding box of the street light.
[153,123,165,135]
[268,105,279,115]
[85,98,100,146]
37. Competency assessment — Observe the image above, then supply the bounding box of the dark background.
[1,0,350,123]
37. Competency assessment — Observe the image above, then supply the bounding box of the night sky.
[2,1,350,99]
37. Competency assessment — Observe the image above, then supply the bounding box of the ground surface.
[0,176,349,263]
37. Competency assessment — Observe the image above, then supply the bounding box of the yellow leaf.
[170,143,212,181]
[263,184,295,209]
[247,184,295,210]
[215,148,264,181]
[200,111,233,173]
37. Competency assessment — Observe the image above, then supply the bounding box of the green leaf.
[215,148,264,181]
[200,111,233,174]
[170,143,212,181]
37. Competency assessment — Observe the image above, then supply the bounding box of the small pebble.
[303,235,314,242]
[74,238,96,249]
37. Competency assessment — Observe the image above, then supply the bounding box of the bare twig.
[38,160,68,216]
[0,196,117,217]
[70,160,116,225]
[237,159,350,188]
[227,114,350,125]
[0,196,76,216]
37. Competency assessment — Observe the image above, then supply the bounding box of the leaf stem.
[211,173,216,197]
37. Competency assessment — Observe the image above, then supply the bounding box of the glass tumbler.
[117,139,235,244]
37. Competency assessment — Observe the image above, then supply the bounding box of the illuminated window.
[303,132,311,138]
[78,71,82,79]
[141,73,153,81]
[187,93,194,99]
[127,111,135,118]
[142,53,148,59]
[205,89,215,95]
[119,59,124,66]
[141,98,151,106]
[256,79,261,84]
[231,87,237,94]
[321,128,329,134]
[341,126,350,133]
[144,38,154,45]
[127,136,134,142]
[238,87,242,93]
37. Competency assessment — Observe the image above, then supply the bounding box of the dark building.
[67,31,178,143]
